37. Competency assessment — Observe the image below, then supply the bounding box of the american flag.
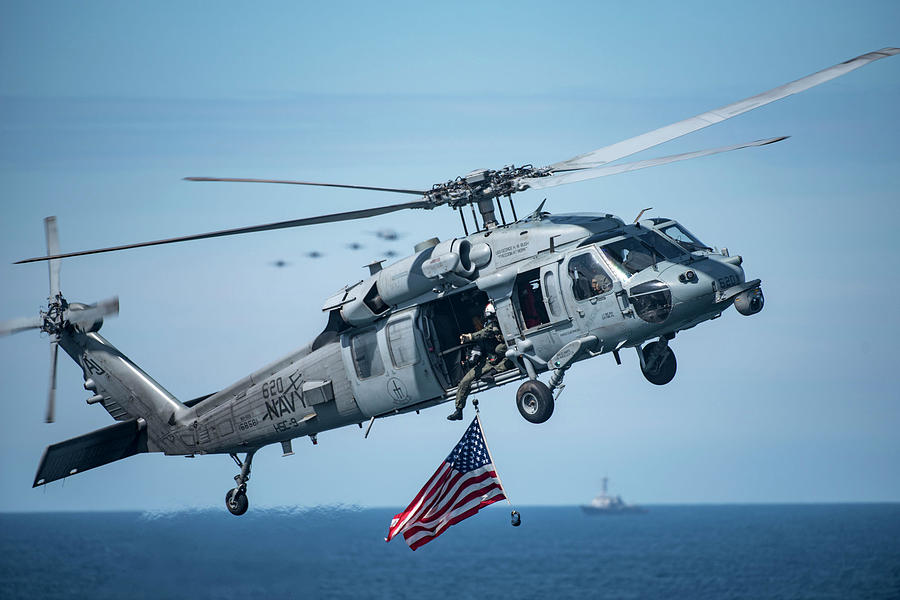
[386,416,507,550]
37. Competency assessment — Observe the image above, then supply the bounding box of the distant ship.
[581,477,646,515]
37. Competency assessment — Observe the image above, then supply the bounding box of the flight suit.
[454,320,516,412]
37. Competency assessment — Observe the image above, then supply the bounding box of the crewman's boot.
[447,407,464,421]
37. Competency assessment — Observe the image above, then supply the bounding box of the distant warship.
[581,477,646,514]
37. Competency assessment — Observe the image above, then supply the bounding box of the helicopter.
[2,48,896,516]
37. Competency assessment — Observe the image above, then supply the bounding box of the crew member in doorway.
[447,302,515,421]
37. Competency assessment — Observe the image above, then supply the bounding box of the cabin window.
[387,317,419,368]
[543,270,559,317]
[351,329,384,379]
[568,252,613,300]
[516,269,550,329]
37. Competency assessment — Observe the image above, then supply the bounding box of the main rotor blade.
[16,201,431,264]
[521,136,788,191]
[0,315,43,337]
[185,177,427,196]
[44,216,61,297]
[66,297,120,327]
[549,47,899,172]
[46,340,58,424]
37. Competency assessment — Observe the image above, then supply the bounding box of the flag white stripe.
[404,487,507,547]
[387,463,452,539]
[416,469,498,524]
[402,471,504,538]
[407,464,497,525]
[405,486,506,545]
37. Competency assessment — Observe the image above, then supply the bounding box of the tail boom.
[58,328,194,453]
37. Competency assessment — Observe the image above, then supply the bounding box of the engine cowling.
[337,237,486,326]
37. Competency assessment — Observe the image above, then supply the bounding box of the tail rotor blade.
[0,315,43,337]
[44,216,61,298]
[46,340,58,423]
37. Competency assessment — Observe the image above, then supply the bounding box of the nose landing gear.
[226,449,257,516]
[639,339,677,386]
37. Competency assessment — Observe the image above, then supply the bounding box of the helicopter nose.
[661,257,748,316]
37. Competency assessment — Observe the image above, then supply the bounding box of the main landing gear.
[226,449,257,516]
[639,339,677,385]
[516,380,554,424]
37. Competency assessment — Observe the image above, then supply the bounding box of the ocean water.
[1,505,898,599]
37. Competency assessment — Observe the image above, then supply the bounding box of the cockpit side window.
[600,231,685,276]
[638,231,684,261]
[600,238,655,276]
[660,224,711,252]
[567,251,613,301]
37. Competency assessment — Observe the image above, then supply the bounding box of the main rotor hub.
[424,164,551,229]
[424,164,549,208]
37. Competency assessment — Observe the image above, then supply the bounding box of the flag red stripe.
[401,465,495,529]
[402,481,504,537]
[406,469,464,522]
[414,471,499,525]
[399,462,448,514]
[386,464,453,541]
[406,491,507,550]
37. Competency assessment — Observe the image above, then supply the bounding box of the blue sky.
[1,1,898,512]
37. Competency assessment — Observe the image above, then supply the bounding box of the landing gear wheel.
[641,341,677,385]
[516,380,554,424]
[225,488,249,516]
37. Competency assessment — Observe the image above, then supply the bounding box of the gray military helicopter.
[3,48,896,515]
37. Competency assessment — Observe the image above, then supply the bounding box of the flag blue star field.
[386,416,507,550]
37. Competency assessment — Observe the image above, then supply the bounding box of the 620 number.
[261,377,284,399]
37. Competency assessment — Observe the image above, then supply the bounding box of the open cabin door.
[418,288,493,391]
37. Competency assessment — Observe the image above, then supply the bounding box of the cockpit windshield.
[600,231,685,277]
[659,223,711,252]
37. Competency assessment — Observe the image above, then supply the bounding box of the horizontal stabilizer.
[33,419,148,487]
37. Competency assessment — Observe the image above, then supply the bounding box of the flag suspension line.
[473,399,521,527]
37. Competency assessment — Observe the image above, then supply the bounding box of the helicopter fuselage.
[167,211,760,456]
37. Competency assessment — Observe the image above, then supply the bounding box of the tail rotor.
[47,340,58,423]
[0,216,119,423]
[46,216,61,300]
